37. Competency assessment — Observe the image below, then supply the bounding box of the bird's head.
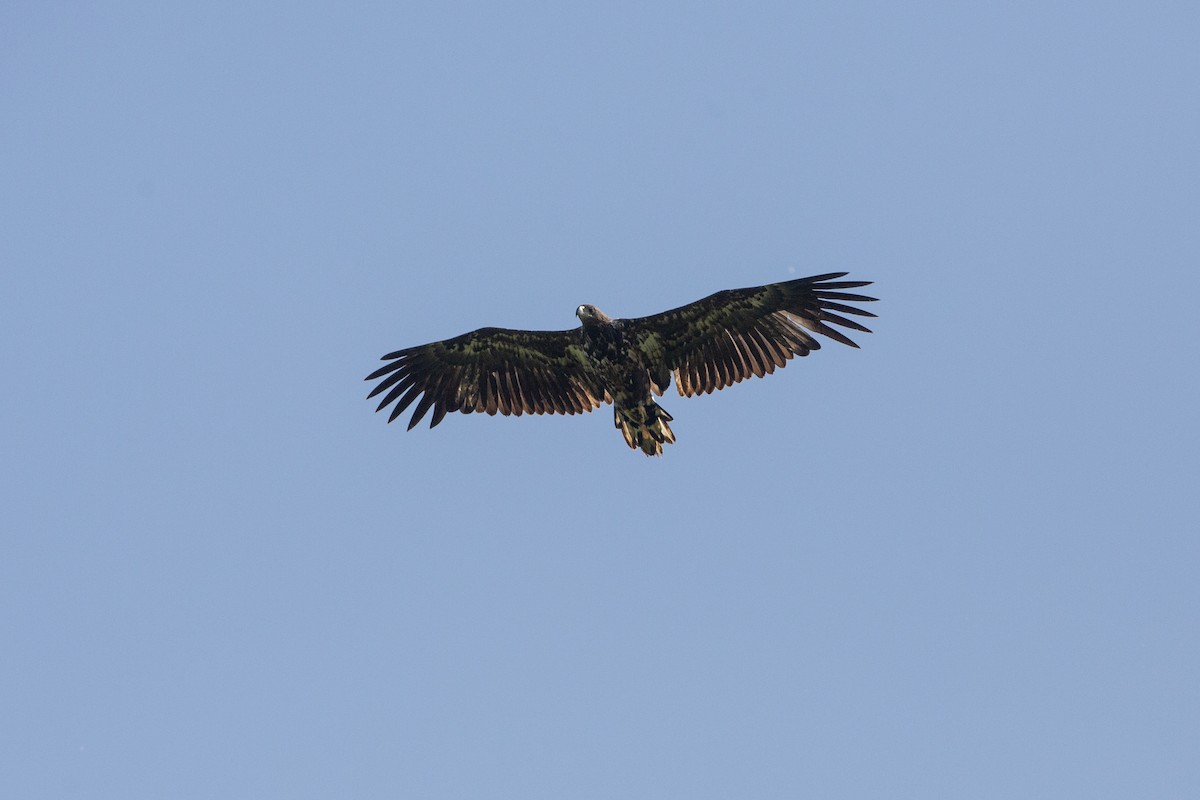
[576,304,612,326]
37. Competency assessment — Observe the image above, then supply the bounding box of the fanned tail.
[615,401,676,457]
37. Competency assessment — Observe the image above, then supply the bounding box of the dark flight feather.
[365,327,605,430]
[624,272,877,398]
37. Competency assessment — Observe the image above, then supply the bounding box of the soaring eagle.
[366,272,876,455]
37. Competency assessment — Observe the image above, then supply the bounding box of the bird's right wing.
[366,327,608,430]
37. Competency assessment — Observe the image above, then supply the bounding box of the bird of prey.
[366,272,876,455]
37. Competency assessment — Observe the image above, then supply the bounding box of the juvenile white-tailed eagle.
[366,272,876,455]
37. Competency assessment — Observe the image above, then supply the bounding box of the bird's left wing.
[366,327,606,430]
[624,272,877,397]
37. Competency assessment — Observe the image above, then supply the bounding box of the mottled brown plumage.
[366,272,877,455]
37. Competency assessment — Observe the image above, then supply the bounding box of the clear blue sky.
[3,2,1198,798]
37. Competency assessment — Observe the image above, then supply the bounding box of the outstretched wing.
[625,272,877,397]
[366,327,606,430]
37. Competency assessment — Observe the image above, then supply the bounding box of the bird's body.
[366,272,877,456]
[576,308,676,454]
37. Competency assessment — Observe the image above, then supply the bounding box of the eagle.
[366,272,876,455]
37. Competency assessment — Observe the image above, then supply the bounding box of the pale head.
[576,304,613,326]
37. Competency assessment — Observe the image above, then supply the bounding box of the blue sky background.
[3,2,1198,798]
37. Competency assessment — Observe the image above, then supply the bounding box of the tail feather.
[615,401,676,456]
